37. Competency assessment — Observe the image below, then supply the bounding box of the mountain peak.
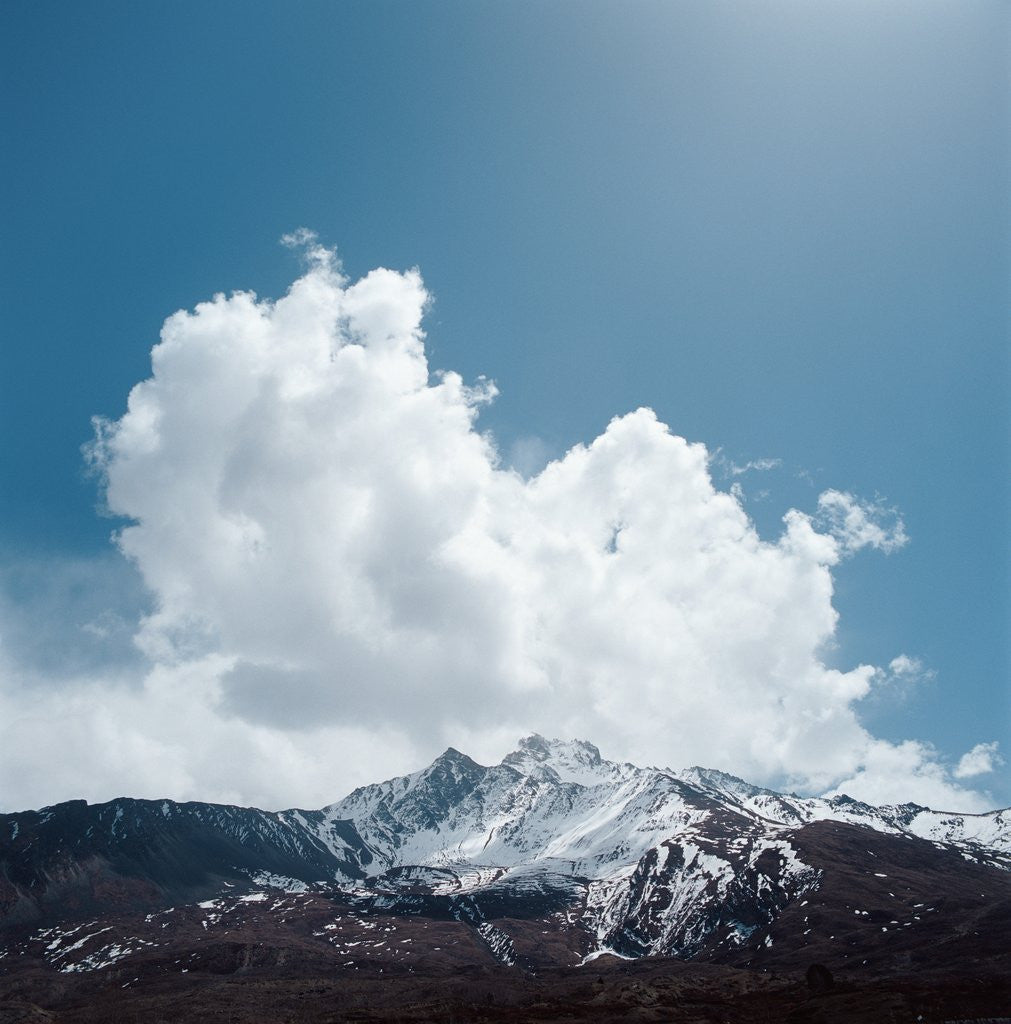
[502,735,604,783]
[512,734,601,762]
[515,733,552,757]
[426,747,480,776]
[435,746,467,762]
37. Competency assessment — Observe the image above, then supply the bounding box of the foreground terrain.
[2,949,1009,1023]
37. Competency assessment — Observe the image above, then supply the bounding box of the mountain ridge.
[3,735,1008,947]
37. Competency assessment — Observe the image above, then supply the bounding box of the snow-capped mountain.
[2,735,1009,969]
[297,735,1010,959]
[317,735,1011,877]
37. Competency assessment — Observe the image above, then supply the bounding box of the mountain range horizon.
[16,733,1008,819]
[4,729,1009,1021]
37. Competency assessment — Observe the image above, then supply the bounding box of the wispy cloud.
[506,435,554,479]
[730,457,782,476]
[815,489,908,557]
[0,552,148,681]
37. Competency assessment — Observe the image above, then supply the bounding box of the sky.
[1,0,1008,813]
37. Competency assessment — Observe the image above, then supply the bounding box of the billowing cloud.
[0,243,996,813]
[826,738,985,811]
[0,653,420,811]
[954,742,1004,780]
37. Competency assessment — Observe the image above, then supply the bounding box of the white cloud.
[863,653,935,702]
[815,489,908,557]
[828,739,993,812]
[0,244,994,813]
[954,741,1004,780]
[279,226,333,269]
[0,656,418,811]
[888,654,921,677]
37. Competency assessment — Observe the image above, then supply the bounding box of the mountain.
[2,736,1009,1022]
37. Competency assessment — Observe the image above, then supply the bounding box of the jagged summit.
[501,734,604,783]
[678,765,781,804]
[510,733,601,761]
[427,746,480,772]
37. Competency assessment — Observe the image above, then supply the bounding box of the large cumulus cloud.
[0,243,997,812]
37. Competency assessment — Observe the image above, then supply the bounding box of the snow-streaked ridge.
[310,735,1010,881]
[298,735,1009,959]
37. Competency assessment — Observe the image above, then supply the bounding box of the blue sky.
[1,1,1007,809]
